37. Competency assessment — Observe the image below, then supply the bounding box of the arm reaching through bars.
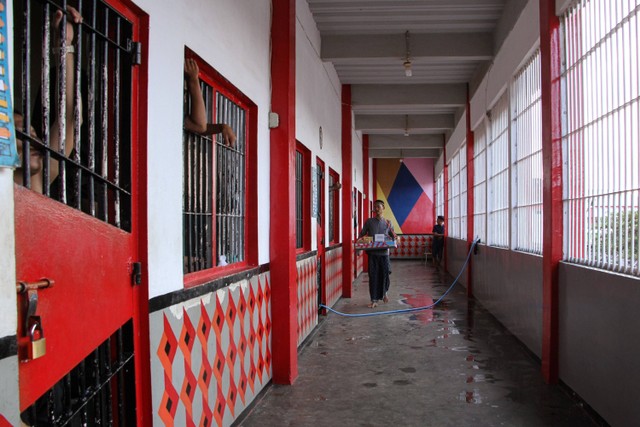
[49,5,83,185]
[183,58,237,147]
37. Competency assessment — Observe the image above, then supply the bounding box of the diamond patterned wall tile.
[153,273,273,427]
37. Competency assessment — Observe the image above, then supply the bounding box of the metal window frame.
[182,52,251,277]
[511,49,544,254]
[473,120,488,243]
[561,0,640,276]
[487,92,511,248]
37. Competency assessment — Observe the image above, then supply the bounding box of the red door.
[13,0,146,415]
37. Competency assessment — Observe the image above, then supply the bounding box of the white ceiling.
[306,0,522,158]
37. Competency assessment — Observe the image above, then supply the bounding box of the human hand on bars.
[53,6,83,47]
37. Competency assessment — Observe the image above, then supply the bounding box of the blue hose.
[318,238,480,318]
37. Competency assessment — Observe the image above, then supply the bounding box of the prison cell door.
[13,0,146,418]
[316,159,326,313]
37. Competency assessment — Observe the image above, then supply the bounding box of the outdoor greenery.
[589,210,639,266]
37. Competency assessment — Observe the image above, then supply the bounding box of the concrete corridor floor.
[238,261,601,427]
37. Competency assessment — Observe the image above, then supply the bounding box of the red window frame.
[183,49,258,287]
[295,141,311,252]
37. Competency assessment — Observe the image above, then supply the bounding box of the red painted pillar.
[341,84,354,297]
[540,0,562,384]
[465,86,475,297]
[363,135,370,272]
[270,0,298,385]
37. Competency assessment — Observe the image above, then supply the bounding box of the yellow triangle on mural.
[375,158,401,197]
[374,181,402,234]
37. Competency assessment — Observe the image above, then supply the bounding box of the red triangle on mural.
[400,192,434,234]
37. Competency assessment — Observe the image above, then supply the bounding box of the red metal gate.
[13,0,148,420]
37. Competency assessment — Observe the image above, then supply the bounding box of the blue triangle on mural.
[387,163,423,227]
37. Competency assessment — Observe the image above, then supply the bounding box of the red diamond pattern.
[296,257,318,346]
[326,247,343,307]
[180,358,197,420]
[199,395,213,427]
[179,309,196,363]
[156,273,272,427]
[389,235,430,259]
[197,302,211,356]
[158,373,179,427]
[157,315,178,381]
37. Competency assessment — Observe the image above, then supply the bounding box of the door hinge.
[131,262,142,286]
[130,40,142,66]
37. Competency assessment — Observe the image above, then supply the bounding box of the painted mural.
[375,158,435,234]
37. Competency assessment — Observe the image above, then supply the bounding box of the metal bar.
[42,2,52,195]
[100,6,110,222]
[87,0,98,216]
[114,16,122,228]
[56,0,69,204]
[72,0,84,210]
[22,0,32,189]
[16,278,55,294]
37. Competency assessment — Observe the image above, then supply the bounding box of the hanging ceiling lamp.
[404,114,410,137]
[404,30,412,77]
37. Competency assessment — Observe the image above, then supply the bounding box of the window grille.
[487,93,510,248]
[473,122,487,243]
[183,68,247,274]
[447,152,460,238]
[562,0,640,275]
[460,144,468,239]
[14,0,135,231]
[328,169,339,244]
[295,149,303,249]
[435,172,444,219]
[511,50,543,254]
[447,146,466,239]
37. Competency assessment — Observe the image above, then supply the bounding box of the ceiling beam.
[368,134,444,149]
[351,84,466,113]
[369,148,442,158]
[355,114,454,133]
[322,33,493,63]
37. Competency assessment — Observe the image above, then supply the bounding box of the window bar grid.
[436,173,444,218]
[216,93,246,265]
[16,0,133,229]
[562,0,640,275]
[473,122,487,243]
[295,150,304,249]
[511,50,543,254]
[329,173,335,242]
[460,144,468,239]
[113,16,122,228]
[487,94,510,248]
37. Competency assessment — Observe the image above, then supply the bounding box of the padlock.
[28,318,46,360]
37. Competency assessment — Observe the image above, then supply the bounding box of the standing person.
[359,199,396,308]
[432,215,445,269]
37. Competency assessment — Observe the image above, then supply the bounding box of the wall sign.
[0,0,18,168]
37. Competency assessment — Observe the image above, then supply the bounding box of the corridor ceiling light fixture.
[404,114,410,137]
[404,30,412,77]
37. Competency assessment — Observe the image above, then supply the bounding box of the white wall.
[437,0,539,181]
[0,169,17,337]
[296,0,345,248]
[131,0,273,298]
[470,0,540,129]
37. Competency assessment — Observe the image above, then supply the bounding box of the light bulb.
[404,60,412,77]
